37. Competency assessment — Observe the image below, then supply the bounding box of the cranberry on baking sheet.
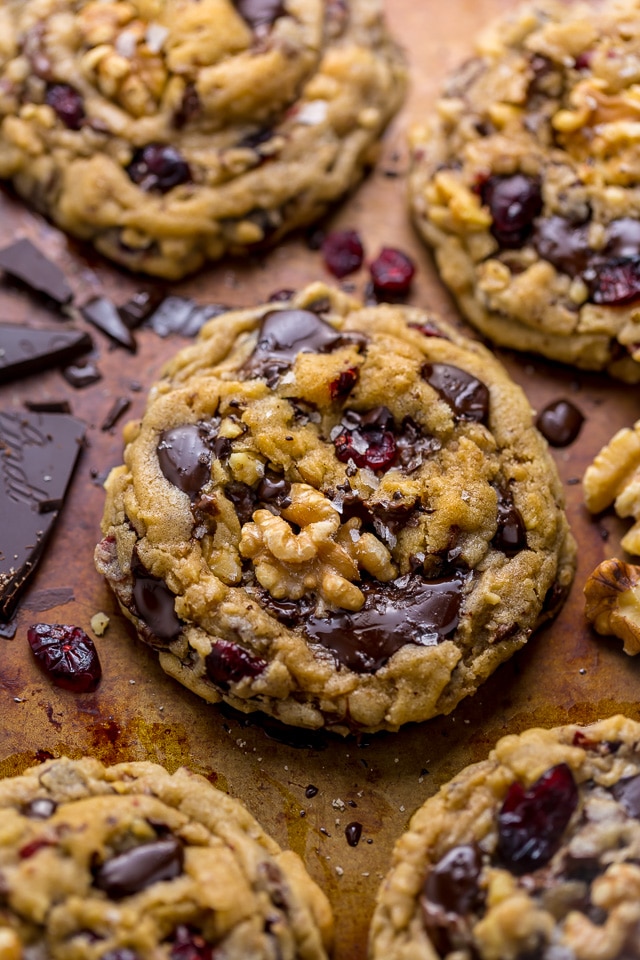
[27,623,102,692]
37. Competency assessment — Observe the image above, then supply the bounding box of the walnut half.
[583,419,640,554]
[584,558,640,655]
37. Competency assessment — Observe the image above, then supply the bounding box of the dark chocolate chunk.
[144,296,227,338]
[257,474,292,509]
[45,83,86,130]
[604,218,640,260]
[304,573,465,673]
[157,424,212,499]
[234,0,285,29]
[345,822,362,847]
[101,397,131,432]
[62,359,102,388]
[80,297,136,352]
[93,837,184,899]
[612,774,640,818]
[480,174,543,248]
[22,586,75,611]
[130,554,182,643]
[305,784,319,799]
[173,83,201,129]
[536,399,584,447]
[493,488,527,555]
[533,216,591,276]
[22,797,57,819]
[420,844,483,955]
[126,145,191,193]
[24,400,72,414]
[0,238,73,306]
[422,363,489,424]
[0,411,85,621]
[0,324,92,384]
[118,289,166,329]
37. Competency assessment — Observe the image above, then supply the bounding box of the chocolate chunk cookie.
[370,714,640,960]
[95,283,576,734]
[0,0,405,279]
[0,756,332,959]
[410,0,640,381]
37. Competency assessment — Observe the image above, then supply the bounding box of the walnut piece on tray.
[584,558,640,655]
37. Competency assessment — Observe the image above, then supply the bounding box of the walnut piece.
[584,558,640,655]
[239,483,396,611]
[583,419,640,554]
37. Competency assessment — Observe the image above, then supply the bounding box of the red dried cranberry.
[369,247,415,295]
[127,145,192,193]
[19,835,58,859]
[27,623,102,692]
[408,321,446,338]
[334,428,396,470]
[205,639,267,687]
[169,926,214,960]
[497,763,578,874]
[329,367,359,401]
[322,229,365,278]
[584,258,640,305]
[481,174,542,248]
[45,83,85,130]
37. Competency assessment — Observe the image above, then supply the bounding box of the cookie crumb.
[90,611,110,636]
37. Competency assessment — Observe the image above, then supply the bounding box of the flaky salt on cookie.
[95,283,575,734]
[371,715,640,960]
[0,0,405,278]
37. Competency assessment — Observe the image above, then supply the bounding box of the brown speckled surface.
[1,2,639,957]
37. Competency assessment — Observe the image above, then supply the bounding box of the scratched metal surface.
[1,2,639,957]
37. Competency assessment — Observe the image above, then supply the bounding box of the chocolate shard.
[80,296,137,352]
[144,296,227,338]
[0,324,92,384]
[0,238,73,306]
[0,410,85,621]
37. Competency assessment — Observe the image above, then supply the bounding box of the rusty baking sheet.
[1,2,640,957]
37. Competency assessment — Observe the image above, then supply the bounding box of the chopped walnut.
[584,558,640,655]
[583,420,640,554]
[239,483,396,610]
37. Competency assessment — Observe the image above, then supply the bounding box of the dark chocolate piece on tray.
[62,360,102,388]
[0,324,92,384]
[80,296,137,352]
[24,400,72,414]
[0,410,85,621]
[0,238,73,306]
[144,296,228,338]
[101,396,131,432]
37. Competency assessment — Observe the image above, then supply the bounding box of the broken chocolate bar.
[80,296,136,352]
[0,324,92,384]
[0,410,85,621]
[0,238,73,306]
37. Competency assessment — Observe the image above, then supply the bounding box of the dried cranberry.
[333,409,397,471]
[127,145,192,193]
[329,367,359,401]
[497,763,578,874]
[20,835,58,859]
[205,639,267,688]
[27,623,102,692]
[408,321,446,338]
[369,248,415,295]
[45,83,85,130]
[170,926,214,960]
[584,257,640,305]
[322,229,365,278]
[481,174,543,248]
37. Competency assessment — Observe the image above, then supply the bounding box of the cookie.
[0,0,405,280]
[0,755,332,959]
[370,714,640,960]
[409,0,640,381]
[95,283,576,735]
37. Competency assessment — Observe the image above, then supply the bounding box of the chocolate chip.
[256,474,292,509]
[101,397,131,432]
[234,0,285,29]
[304,574,465,673]
[24,400,72,414]
[0,411,85,621]
[93,837,184,899]
[0,324,92,384]
[22,797,57,819]
[157,425,212,499]
[533,216,591,276]
[305,784,319,799]
[62,359,102,388]
[536,399,584,447]
[420,844,483,955]
[612,774,640,818]
[143,297,227,338]
[118,289,166,329]
[422,363,489,424]
[131,554,181,643]
[492,488,527,555]
[0,239,73,306]
[345,822,362,847]
[80,297,136,352]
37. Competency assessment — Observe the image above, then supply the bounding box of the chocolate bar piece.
[0,410,85,621]
[80,296,136,352]
[0,238,73,306]
[0,324,92,383]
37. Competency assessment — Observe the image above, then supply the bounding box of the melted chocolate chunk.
[0,324,92,383]
[304,574,465,673]
[536,399,584,447]
[257,474,292,509]
[93,838,184,899]
[80,297,136,352]
[157,425,212,500]
[492,488,527,555]
[421,844,483,954]
[234,0,285,28]
[22,797,57,819]
[173,83,201,129]
[131,554,181,643]
[422,363,489,424]
[226,481,258,526]
[533,216,591,276]
[612,774,640,818]
[0,239,73,306]
[242,309,360,384]
[0,411,85,621]
[481,174,543,248]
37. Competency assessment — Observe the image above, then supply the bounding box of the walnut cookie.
[0,756,333,959]
[410,0,640,381]
[0,0,405,279]
[370,714,640,960]
[95,283,576,735]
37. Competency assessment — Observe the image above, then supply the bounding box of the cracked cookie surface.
[0,756,332,959]
[0,0,405,279]
[370,714,640,960]
[95,283,576,734]
[410,0,640,381]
